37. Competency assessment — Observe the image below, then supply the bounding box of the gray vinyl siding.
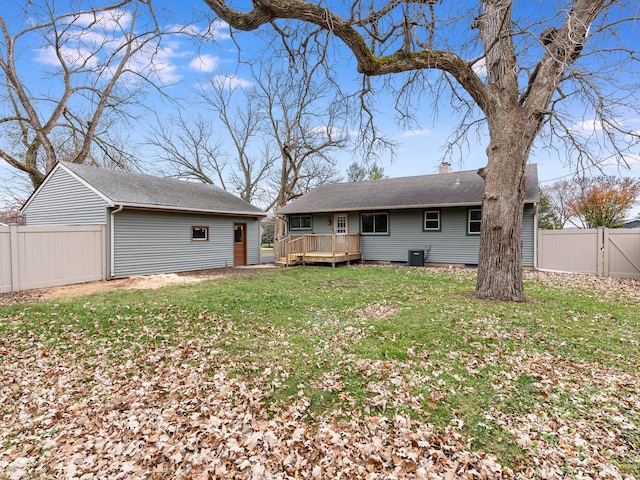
[295,206,536,266]
[23,167,108,225]
[246,220,261,266]
[112,209,261,278]
[522,205,535,266]
[360,208,483,264]
[311,213,334,234]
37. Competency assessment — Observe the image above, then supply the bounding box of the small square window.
[468,209,481,234]
[424,210,441,231]
[192,226,209,241]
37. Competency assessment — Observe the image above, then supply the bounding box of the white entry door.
[334,214,348,234]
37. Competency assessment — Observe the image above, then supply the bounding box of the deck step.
[275,256,302,266]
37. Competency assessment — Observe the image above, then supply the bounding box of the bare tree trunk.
[477,124,527,301]
[474,0,527,301]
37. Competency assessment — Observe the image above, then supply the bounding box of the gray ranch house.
[21,162,266,279]
[276,164,539,267]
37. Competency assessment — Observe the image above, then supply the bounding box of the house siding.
[23,167,108,225]
[522,205,535,266]
[360,208,483,264]
[296,206,536,266]
[112,209,261,278]
[246,220,261,266]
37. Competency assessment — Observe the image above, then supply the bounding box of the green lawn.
[1,266,638,478]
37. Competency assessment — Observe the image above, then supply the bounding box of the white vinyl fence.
[538,227,640,279]
[0,224,105,293]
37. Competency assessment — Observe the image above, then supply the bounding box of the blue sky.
[1,0,639,216]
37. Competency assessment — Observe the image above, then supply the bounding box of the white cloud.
[151,43,185,83]
[597,153,640,168]
[169,20,231,41]
[626,154,640,166]
[33,10,129,69]
[31,10,231,87]
[213,75,253,90]
[571,119,603,133]
[309,125,331,135]
[570,117,639,137]
[606,153,640,168]
[209,20,231,40]
[33,46,60,67]
[146,60,181,84]
[400,129,431,138]
[471,57,486,77]
[307,125,352,139]
[73,10,133,31]
[126,44,183,84]
[623,129,640,146]
[35,45,99,68]
[189,54,219,73]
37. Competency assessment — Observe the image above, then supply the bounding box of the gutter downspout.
[110,205,124,279]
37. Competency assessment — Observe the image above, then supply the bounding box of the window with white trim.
[192,226,209,241]
[289,215,312,230]
[468,209,482,234]
[361,212,388,234]
[423,210,441,231]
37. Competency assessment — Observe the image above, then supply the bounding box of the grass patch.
[1,266,638,476]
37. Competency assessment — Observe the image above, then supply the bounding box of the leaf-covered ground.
[1,267,638,479]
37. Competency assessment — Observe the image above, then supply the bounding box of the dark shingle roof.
[278,164,539,214]
[62,162,265,216]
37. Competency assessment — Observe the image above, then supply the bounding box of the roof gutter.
[110,205,124,279]
[111,202,266,217]
[278,200,539,215]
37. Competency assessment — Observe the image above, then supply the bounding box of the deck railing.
[275,234,360,266]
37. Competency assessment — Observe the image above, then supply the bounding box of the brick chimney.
[439,161,452,174]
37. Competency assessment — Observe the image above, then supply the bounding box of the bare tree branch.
[146,112,227,188]
[0,0,184,188]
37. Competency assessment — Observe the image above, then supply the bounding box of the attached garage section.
[22,162,266,281]
[112,209,261,278]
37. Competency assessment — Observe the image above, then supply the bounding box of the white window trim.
[192,226,209,242]
[423,210,441,231]
[468,208,482,235]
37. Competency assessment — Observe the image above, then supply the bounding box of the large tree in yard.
[0,0,185,189]
[204,0,639,301]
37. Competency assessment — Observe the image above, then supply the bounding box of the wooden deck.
[275,234,361,267]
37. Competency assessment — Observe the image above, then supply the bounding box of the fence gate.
[604,229,640,278]
[537,227,640,279]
